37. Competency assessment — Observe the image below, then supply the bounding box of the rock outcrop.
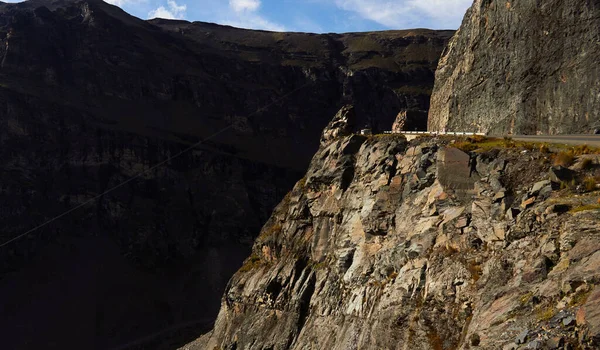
[392,109,428,132]
[320,105,356,145]
[188,129,600,349]
[0,0,452,348]
[428,0,600,135]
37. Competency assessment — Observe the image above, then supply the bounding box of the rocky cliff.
[189,115,600,349]
[0,0,452,348]
[428,0,600,135]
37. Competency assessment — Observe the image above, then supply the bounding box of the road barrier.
[383,131,486,136]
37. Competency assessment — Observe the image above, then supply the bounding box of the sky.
[102,0,474,33]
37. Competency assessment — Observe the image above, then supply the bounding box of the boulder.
[549,166,575,184]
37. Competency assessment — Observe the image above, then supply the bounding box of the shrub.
[536,305,556,322]
[539,143,551,154]
[583,176,599,192]
[553,151,575,167]
[569,289,592,307]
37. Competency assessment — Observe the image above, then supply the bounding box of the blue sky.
[102,0,473,33]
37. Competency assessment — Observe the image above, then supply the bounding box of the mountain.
[190,107,600,350]
[0,0,452,348]
[428,0,600,135]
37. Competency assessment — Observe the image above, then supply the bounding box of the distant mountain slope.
[428,0,600,135]
[0,0,452,348]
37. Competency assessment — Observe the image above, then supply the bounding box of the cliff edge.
[186,116,600,349]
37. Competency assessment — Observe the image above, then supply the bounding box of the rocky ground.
[188,109,600,349]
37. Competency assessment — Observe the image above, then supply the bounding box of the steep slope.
[428,0,600,135]
[0,0,452,348]
[191,111,600,349]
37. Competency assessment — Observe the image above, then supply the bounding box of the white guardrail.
[382,131,486,136]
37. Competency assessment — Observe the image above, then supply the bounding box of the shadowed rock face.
[428,0,600,135]
[0,0,452,348]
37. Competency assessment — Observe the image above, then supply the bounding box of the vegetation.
[583,176,600,192]
[553,151,575,167]
[536,304,556,322]
[258,223,282,241]
[520,292,535,305]
[450,136,600,158]
[570,204,600,213]
[238,254,264,273]
[569,288,593,307]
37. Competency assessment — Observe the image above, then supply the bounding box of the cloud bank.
[148,0,187,20]
[223,0,286,31]
[335,0,472,29]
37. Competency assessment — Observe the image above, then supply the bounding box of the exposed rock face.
[320,105,356,145]
[428,0,600,135]
[189,131,600,349]
[392,109,429,132]
[0,0,452,348]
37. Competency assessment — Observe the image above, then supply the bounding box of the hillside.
[190,107,600,350]
[0,0,452,348]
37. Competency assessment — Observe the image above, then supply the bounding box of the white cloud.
[229,0,261,12]
[148,0,187,20]
[334,0,472,29]
[221,0,286,31]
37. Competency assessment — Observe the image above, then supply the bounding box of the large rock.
[428,0,600,134]
[437,147,479,192]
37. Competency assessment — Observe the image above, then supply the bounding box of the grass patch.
[536,304,556,322]
[569,288,593,307]
[450,136,600,157]
[553,151,575,167]
[583,176,600,192]
[309,259,329,270]
[520,292,535,305]
[570,204,600,213]
[238,254,264,273]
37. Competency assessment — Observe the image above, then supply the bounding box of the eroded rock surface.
[428,0,600,134]
[188,133,600,349]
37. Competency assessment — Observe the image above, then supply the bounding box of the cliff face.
[191,126,600,349]
[428,0,600,135]
[0,0,453,348]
